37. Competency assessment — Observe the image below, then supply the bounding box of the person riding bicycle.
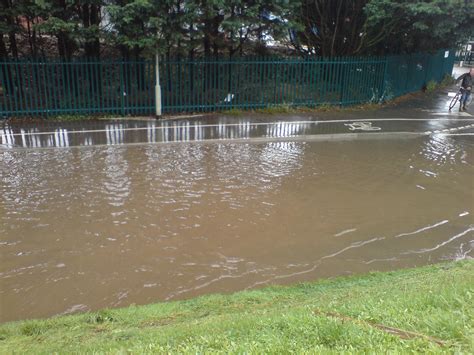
[455,68,473,112]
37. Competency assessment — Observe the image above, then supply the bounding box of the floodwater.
[1,121,473,322]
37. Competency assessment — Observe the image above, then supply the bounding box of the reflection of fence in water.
[105,124,124,145]
[1,127,71,148]
[0,121,318,148]
[266,122,308,138]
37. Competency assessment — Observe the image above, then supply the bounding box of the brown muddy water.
[1,133,473,322]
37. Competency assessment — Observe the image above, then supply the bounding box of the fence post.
[120,61,125,116]
[381,56,389,102]
[155,53,162,117]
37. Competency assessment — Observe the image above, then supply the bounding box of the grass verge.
[0,260,472,353]
[4,114,108,124]
[221,102,381,116]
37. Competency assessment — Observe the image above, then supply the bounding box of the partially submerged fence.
[0,50,455,117]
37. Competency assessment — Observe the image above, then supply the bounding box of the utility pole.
[155,52,162,117]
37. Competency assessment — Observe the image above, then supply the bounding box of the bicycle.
[449,87,472,111]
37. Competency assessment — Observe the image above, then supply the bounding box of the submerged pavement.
[1,77,473,149]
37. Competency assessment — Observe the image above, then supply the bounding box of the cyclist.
[455,68,473,112]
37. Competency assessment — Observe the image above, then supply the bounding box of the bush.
[441,74,455,86]
[426,80,438,92]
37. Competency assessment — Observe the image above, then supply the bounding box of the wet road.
[1,116,473,322]
[2,116,474,149]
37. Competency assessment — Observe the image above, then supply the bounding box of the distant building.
[457,40,473,66]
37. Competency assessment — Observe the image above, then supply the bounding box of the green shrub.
[426,80,438,92]
[441,74,455,86]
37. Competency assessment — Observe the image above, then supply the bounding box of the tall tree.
[364,0,474,54]
[80,0,102,58]
[0,0,19,58]
[2,0,472,58]
[107,0,156,59]
[290,0,392,56]
[290,0,474,57]
[221,0,300,58]
[36,1,80,60]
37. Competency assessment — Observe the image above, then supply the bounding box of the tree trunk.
[57,32,75,60]
[82,4,101,58]
[212,15,220,58]
[26,18,38,58]
[57,0,75,60]
[0,35,8,59]
[203,23,211,58]
[0,35,14,97]
[1,0,18,58]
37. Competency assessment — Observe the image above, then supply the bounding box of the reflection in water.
[103,147,130,207]
[2,118,474,149]
[259,142,304,178]
[4,121,302,148]
[147,122,156,143]
[0,128,473,323]
[421,133,465,165]
[1,126,14,147]
[55,129,70,147]
[105,124,124,145]
[266,121,305,137]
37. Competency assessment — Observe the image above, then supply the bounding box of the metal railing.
[0,50,455,117]
[455,50,473,66]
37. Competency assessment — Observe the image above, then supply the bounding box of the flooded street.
[1,124,473,322]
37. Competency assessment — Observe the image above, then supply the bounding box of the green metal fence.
[385,50,455,98]
[0,50,455,117]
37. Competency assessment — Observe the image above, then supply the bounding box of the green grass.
[0,261,473,353]
[223,108,246,115]
[255,103,294,114]
[49,114,97,121]
[7,114,108,123]
[220,102,384,116]
[222,104,298,115]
